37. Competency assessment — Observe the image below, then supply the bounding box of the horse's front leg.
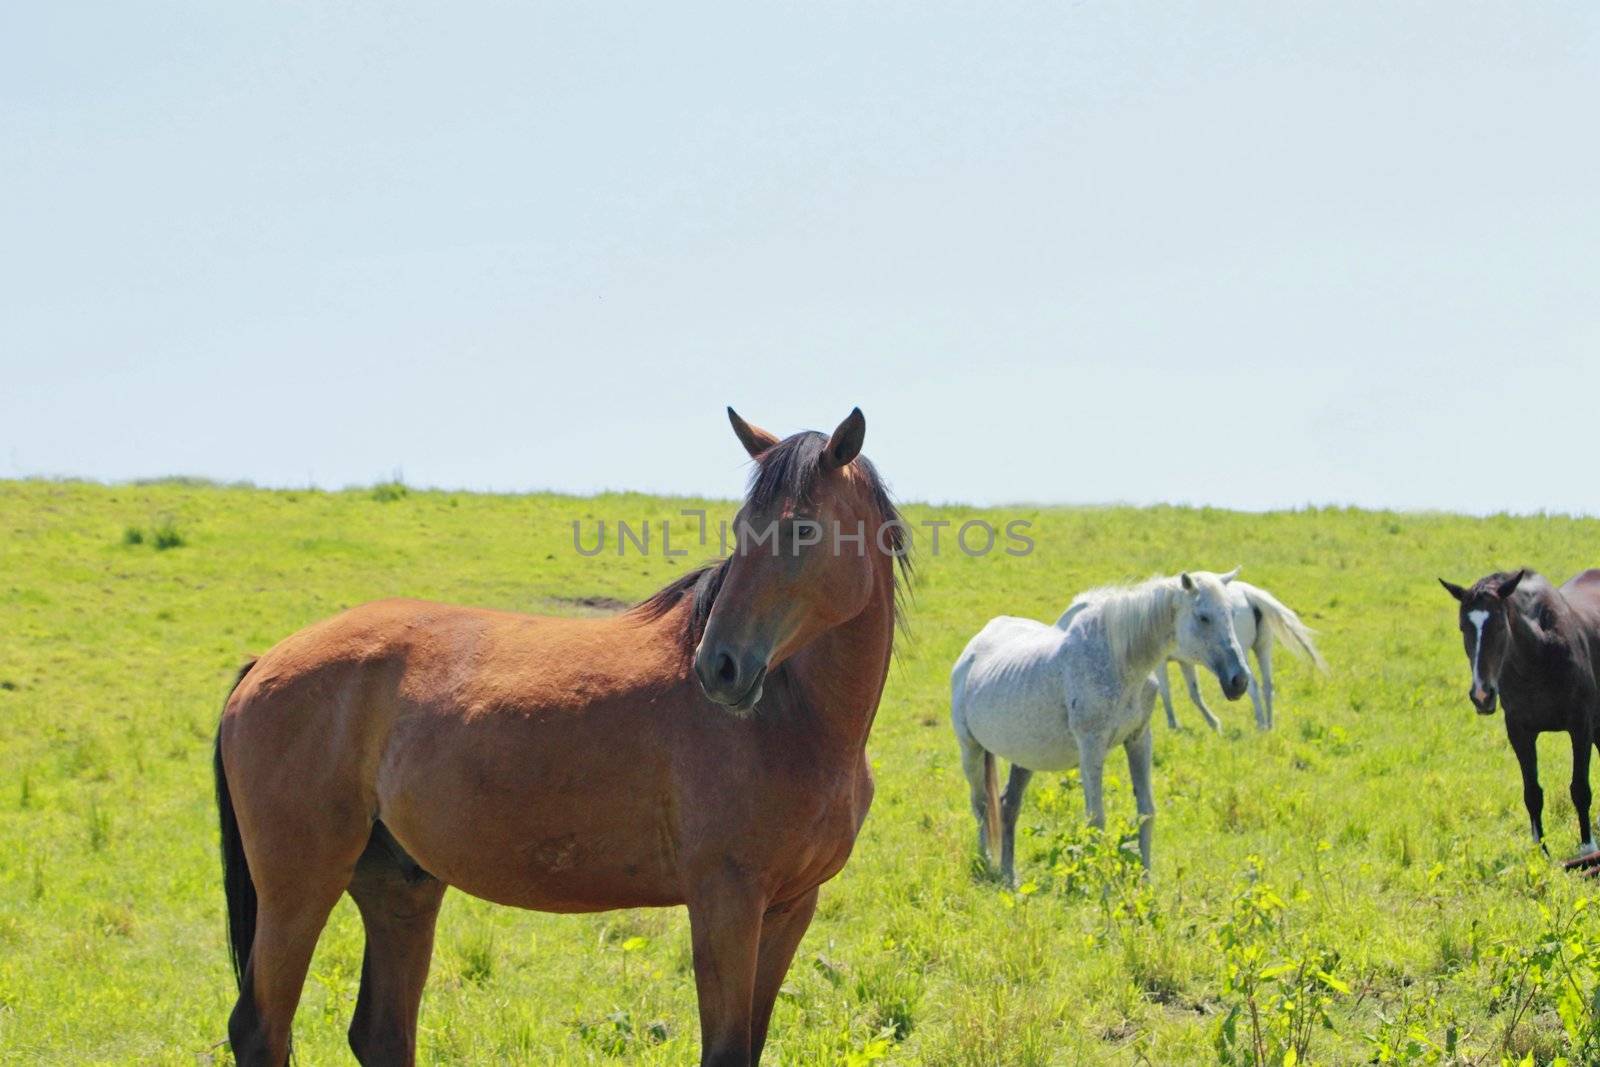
[749,888,818,1065]
[1569,727,1595,856]
[1508,727,1545,850]
[687,872,766,1067]
[1156,663,1179,729]
[1124,722,1156,870]
[1179,661,1221,732]
[1075,734,1109,830]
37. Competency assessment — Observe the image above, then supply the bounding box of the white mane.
[1060,575,1187,681]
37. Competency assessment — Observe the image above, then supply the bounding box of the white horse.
[950,570,1251,884]
[1156,579,1326,732]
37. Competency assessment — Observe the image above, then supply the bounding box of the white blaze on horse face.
[1467,609,1490,694]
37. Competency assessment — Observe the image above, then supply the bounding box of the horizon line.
[3,473,1595,523]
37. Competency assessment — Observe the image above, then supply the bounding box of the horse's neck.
[1508,588,1567,663]
[790,568,897,754]
[1108,595,1178,692]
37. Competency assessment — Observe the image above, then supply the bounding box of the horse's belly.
[388,799,684,912]
[376,712,685,913]
[988,734,1080,773]
[418,829,683,913]
[966,699,1080,772]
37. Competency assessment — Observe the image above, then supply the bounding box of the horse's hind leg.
[347,826,446,1067]
[1567,729,1595,858]
[953,717,996,865]
[231,870,351,1066]
[999,765,1034,887]
[1255,640,1275,729]
[223,739,375,1065]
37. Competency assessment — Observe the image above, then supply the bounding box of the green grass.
[3,479,1599,1064]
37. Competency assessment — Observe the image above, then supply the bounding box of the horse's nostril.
[716,652,738,684]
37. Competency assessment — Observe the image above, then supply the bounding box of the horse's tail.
[1242,585,1328,673]
[983,750,1000,859]
[216,659,258,991]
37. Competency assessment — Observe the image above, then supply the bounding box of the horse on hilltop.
[213,407,909,1067]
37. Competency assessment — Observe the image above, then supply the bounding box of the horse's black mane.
[1468,569,1557,616]
[629,431,911,647]
[1469,569,1543,597]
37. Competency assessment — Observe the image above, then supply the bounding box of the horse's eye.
[1197,613,1210,626]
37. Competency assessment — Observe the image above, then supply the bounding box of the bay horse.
[213,407,909,1067]
[1156,578,1327,731]
[950,569,1250,886]
[1441,569,1600,861]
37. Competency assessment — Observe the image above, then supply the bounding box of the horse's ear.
[1496,569,1526,600]
[821,407,866,471]
[1180,572,1196,592]
[727,407,779,459]
[1219,566,1241,584]
[1439,578,1467,602]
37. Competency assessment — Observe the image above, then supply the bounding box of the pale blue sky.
[4,4,1597,512]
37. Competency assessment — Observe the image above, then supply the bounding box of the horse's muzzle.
[693,644,768,712]
[1220,669,1250,702]
[1470,686,1498,715]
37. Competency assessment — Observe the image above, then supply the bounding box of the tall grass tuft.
[371,472,409,503]
[86,796,110,852]
[151,515,185,550]
[459,930,496,985]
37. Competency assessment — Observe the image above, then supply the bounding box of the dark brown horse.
[214,407,909,1066]
[1440,569,1600,860]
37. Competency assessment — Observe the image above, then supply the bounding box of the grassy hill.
[3,478,1599,1064]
